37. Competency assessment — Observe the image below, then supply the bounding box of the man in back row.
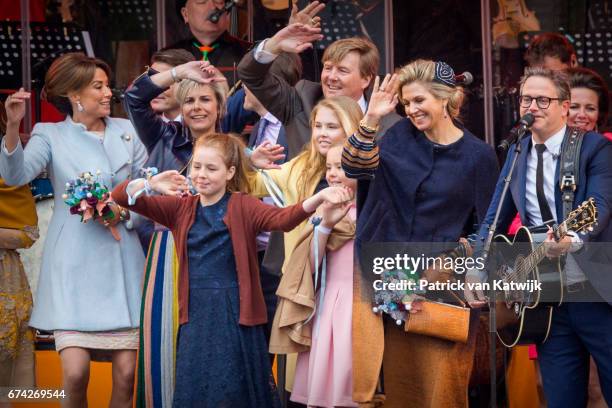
[171,0,250,86]
[525,32,578,71]
[238,1,401,160]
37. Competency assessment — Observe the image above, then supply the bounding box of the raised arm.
[342,74,398,179]
[237,21,323,125]
[123,68,180,153]
[221,88,258,134]
[1,90,52,185]
[2,88,30,153]
[124,61,223,153]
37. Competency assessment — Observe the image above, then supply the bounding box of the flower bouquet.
[372,268,420,325]
[62,171,121,241]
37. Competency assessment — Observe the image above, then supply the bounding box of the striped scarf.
[136,230,180,407]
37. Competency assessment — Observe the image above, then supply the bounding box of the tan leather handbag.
[404,300,471,343]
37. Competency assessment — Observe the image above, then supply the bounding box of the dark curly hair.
[567,67,610,129]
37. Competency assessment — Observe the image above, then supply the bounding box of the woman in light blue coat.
[1,53,146,408]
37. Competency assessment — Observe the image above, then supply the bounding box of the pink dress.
[291,208,357,407]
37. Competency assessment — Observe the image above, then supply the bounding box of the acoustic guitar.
[493,198,597,347]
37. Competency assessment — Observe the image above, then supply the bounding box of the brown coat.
[112,181,313,326]
[269,212,355,354]
[352,260,479,408]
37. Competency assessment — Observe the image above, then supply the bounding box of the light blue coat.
[0,116,147,331]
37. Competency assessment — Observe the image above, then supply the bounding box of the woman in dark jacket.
[343,59,499,407]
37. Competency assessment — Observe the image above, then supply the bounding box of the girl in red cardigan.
[112,133,351,407]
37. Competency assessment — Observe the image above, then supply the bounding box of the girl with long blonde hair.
[248,95,363,391]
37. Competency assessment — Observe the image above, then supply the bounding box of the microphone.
[454,71,473,86]
[497,113,535,151]
[208,0,239,23]
[111,88,125,102]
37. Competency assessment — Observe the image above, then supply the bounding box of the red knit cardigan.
[112,180,312,326]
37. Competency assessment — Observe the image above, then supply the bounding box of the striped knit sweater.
[342,123,380,179]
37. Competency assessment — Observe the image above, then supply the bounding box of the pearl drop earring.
[77,100,84,112]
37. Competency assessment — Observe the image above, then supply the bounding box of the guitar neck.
[519,221,569,279]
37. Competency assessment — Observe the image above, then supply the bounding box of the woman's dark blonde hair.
[175,78,229,132]
[192,133,251,194]
[396,59,465,120]
[293,96,363,200]
[44,52,112,116]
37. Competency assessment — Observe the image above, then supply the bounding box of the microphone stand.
[481,129,527,407]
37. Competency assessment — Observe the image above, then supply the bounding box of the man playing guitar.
[467,67,612,407]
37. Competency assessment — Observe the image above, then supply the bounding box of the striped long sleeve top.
[341,123,380,179]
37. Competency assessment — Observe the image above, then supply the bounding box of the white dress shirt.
[160,113,182,123]
[525,125,586,284]
[255,112,282,146]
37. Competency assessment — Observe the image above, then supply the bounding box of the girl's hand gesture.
[303,185,353,213]
[318,185,354,205]
[4,88,31,126]
[320,200,352,229]
[250,141,286,170]
[149,170,189,196]
[361,74,399,128]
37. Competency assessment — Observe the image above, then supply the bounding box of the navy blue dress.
[173,193,280,407]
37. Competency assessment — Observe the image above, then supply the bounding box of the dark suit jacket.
[124,68,192,173]
[237,50,402,159]
[476,130,612,302]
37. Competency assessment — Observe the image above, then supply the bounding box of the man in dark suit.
[237,3,401,160]
[468,67,612,407]
[171,0,250,85]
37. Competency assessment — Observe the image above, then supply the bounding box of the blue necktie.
[254,118,270,147]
